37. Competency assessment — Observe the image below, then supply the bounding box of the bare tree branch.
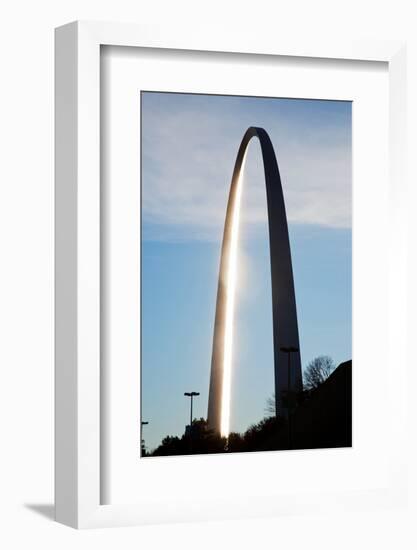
[265,394,276,417]
[303,355,335,390]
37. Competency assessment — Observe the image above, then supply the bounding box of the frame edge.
[55,21,79,529]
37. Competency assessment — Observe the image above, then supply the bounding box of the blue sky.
[141,92,352,452]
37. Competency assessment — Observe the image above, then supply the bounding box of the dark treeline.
[145,360,352,457]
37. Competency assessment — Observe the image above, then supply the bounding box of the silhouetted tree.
[151,418,226,456]
[188,418,226,454]
[246,416,289,451]
[227,431,245,453]
[152,435,183,456]
[303,355,335,390]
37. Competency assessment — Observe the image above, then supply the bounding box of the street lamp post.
[140,420,149,456]
[280,346,299,449]
[184,392,200,453]
[184,391,200,429]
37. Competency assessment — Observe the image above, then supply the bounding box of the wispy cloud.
[142,93,351,241]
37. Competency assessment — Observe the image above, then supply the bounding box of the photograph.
[140,91,352,457]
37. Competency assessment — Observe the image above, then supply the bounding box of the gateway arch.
[207,127,302,436]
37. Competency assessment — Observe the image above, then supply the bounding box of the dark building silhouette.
[292,360,352,449]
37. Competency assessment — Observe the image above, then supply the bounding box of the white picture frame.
[55,21,407,529]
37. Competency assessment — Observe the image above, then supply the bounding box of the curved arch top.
[207,127,302,436]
